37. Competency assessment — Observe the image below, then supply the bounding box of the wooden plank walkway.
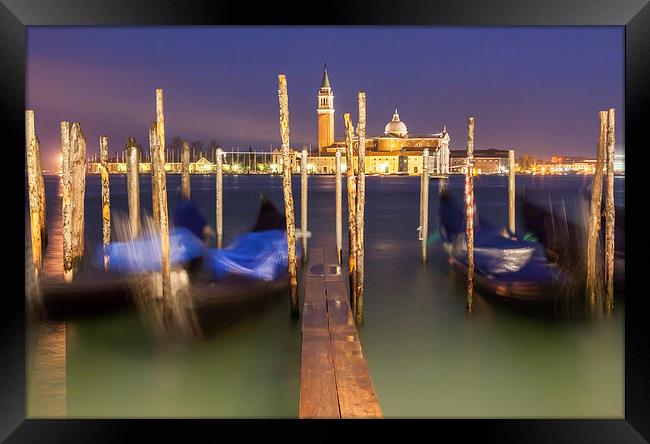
[299,247,382,419]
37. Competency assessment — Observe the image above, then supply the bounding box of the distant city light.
[614,145,625,172]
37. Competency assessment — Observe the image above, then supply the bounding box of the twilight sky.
[27,26,624,170]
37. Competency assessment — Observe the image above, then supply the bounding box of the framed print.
[3,0,648,441]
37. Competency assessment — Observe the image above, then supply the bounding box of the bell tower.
[317,63,334,154]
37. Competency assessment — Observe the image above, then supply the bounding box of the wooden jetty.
[299,247,382,419]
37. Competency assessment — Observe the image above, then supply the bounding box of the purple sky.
[27,26,624,170]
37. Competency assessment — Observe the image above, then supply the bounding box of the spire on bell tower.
[321,63,331,89]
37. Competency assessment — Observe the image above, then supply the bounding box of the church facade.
[313,65,450,175]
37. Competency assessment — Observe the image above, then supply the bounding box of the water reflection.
[27,322,68,417]
[25,174,623,418]
[111,211,203,341]
[130,269,203,341]
[26,184,68,417]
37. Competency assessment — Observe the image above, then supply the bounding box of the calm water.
[26,173,625,418]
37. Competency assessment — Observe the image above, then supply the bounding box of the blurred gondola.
[39,195,296,321]
[438,191,564,302]
[521,192,624,295]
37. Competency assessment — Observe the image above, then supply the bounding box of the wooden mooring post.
[335,150,342,264]
[61,122,87,283]
[344,113,358,312]
[355,92,366,323]
[301,148,308,261]
[100,136,111,268]
[61,122,72,282]
[181,141,191,200]
[278,74,299,317]
[26,110,46,279]
[27,112,47,250]
[27,139,43,278]
[152,88,165,229]
[586,111,607,306]
[604,108,616,313]
[149,122,172,300]
[508,149,515,234]
[216,147,223,248]
[126,137,140,237]
[420,148,430,262]
[465,117,475,312]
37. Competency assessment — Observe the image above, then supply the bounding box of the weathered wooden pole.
[61,122,72,282]
[586,111,607,306]
[604,108,616,313]
[71,123,86,275]
[27,135,42,279]
[419,152,425,230]
[152,88,165,229]
[420,149,430,262]
[149,122,172,300]
[300,148,308,261]
[356,92,367,323]
[465,117,475,313]
[61,122,87,282]
[156,88,165,154]
[181,141,191,200]
[27,111,47,247]
[26,111,45,278]
[151,155,160,226]
[126,137,140,237]
[508,149,516,234]
[344,113,358,311]
[100,136,111,268]
[278,74,299,317]
[216,147,223,248]
[335,149,343,264]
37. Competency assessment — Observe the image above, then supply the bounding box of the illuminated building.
[549,155,597,174]
[315,65,450,175]
[449,149,511,174]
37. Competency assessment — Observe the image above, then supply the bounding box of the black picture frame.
[3,0,648,441]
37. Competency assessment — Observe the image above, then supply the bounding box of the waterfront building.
[511,154,603,175]
[548,150,623,175]
[549,155,597,174]
[551,155,592,165]
[193,156,215,173]
[449,149,511,174]
[315,65,450,175]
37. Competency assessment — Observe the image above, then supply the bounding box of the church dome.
[384,109,408,137]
